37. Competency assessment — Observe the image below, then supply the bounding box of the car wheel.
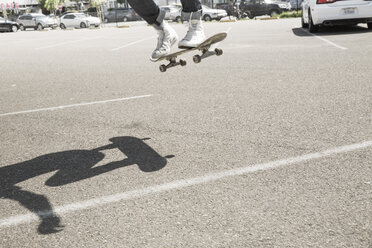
[203,15,212,22]
[175,16,182,23]
[123,17,128,22]
[368,22,372,30]
[245,11,254,19]
[308,10,319,33]
[60,23,66,29]
[270,10,279,17]
[11,25,18,32]
[36,23,43,30]
[19,24,25,31]
[301,11,308,28]
[104,18,108,23]
[80,22,87,28]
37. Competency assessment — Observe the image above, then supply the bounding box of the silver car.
[161,6,182,22]
[202,5,228,21]
[60,13,101,29]
[17,13,58,31]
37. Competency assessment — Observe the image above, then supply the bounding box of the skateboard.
[154,32,227,72]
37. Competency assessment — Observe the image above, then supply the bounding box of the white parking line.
[0,95,152,117]
[300,28,348,50]
[1,140,371,228]
[34,36,103,50]
[110,36,156,51]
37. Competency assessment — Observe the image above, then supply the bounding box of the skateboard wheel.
[215,48,223,56]
[193,55,201,64]
[180,59,187,66]
[159,64,167,72]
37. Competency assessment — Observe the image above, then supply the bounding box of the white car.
[60,13,101,29]
[302,0,372,32]
[161,6,182,22]
[202,5,228,21]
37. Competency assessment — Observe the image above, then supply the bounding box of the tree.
[44,0,60,14]
[90,0,107,21]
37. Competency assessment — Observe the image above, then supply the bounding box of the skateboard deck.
[154,32,227,72]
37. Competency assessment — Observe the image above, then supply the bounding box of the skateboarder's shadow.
[0,136,174,235]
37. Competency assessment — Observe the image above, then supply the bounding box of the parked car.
[0,17,19,32]
[216,2,235,16]
[239,0,290,18]
[289,0,302,10]
[60,13,101,29]
[160,5,182,22]
[104,8,141,23]
[17,13,58,31]
[202,5,228,21]
[85,7,99,17]
[216,1,244,18]
[302,0,372,32]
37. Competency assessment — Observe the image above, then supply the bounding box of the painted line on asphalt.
[1,140,371,228]
[300,27,348,50]
[0,95,152,117]
[110,36,156,51]
[34,36,103,50]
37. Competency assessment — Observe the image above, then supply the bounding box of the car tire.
[19,24,25,31]
[36,23,43,30]
[301,12,308,28]
[368,22,372,30]
[270,10,279,17]
[175,16,182,23]
[308,10,319,33]
[123,17,128,22]
[104,18,108,23]
[80,22,87,28]
[60,23,66,29]
[203,15,212,22]
[245,11,254,19]
[11,25,18,32]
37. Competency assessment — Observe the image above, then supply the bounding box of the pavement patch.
[1,140,371,229]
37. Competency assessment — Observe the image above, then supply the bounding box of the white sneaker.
[150,21,178,61]
[178,19,206,49]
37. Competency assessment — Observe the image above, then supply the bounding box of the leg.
[127,0,178,60]
[180,0,202,13]
[179,0,206,48]
[127,0,159,25]
[3,187,64,234]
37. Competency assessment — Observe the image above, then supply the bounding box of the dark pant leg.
[127,0,159,24]
[180,0,202,12]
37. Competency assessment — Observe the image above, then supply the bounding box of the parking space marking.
[0,95,152,117]
[110,36,156,51]
[301,28,348,50]
[34,36,103,50]
[1,140,371,228]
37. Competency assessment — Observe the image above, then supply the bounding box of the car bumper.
[312,3,372,25]
[86,21,101,26]
[45,24,58,28]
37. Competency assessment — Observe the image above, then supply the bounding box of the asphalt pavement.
[0,18,371,247]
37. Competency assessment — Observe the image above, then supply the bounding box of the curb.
[259,17,279,20]
[220,20,237,23]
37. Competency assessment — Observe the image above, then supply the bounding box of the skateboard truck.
[193,47,223,64]
[159,57,187,72]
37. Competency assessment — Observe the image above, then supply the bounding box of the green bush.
[279,11,302,18]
